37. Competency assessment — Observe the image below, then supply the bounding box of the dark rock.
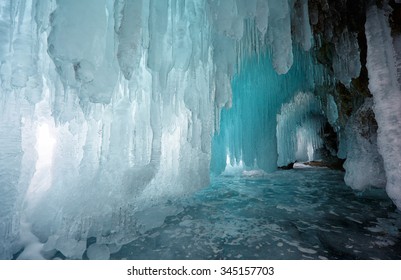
[278,162,295,170]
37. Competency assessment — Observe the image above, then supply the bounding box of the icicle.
[365,4,401,209]
[332,28,361,86]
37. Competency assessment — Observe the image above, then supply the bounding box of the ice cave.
[1,0,401,260]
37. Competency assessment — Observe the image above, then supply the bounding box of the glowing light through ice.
[35,123,56,169]
[26,122,56,197]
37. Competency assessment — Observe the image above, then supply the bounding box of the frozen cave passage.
[1,0,401,260]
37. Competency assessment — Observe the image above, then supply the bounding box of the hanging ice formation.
[365,3,401,208]
[0,0,400,260]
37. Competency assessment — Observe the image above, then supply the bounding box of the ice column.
[365,5,401,208]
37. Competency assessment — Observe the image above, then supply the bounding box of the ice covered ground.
[100,168,400,260]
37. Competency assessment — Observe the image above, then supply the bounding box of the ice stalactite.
[365,4,401,208]
[326,94,339,131]
[267,0,293,74]
[292,0,313,52]
[47,0,118,104]
[332,28,361,87]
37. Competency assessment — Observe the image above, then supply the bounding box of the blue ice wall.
[211,45,328,174]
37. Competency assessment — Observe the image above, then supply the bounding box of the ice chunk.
[326,94,339,128]
[344,99,386,190]
[16,221,45,260]
[108,244,122,254]
[86,244,110,260]
[48,236,87,260]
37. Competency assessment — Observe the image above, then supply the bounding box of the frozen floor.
[111,168,401,260]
